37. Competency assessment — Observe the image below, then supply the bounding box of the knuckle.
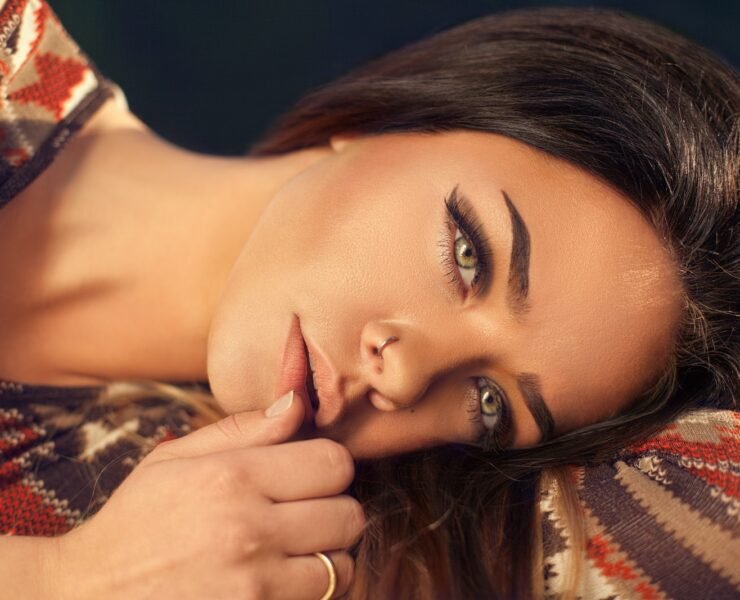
[238,526,268,560]
[224,506,273,560]
[250,511,279,546]
[208,460,244,498]
[214,413,245,442]
[219,524,250,560]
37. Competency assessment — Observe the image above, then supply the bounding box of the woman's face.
[207,131,682,458]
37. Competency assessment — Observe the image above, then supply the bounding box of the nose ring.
[375,336,399,358]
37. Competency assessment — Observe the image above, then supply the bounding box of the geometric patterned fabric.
[0,0,113,206]
[0,2,737,598]
[2,379,738,599]
[542,409,740,599]
[0,380,195,537]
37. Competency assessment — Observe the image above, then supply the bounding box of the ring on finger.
[314,552,337,600]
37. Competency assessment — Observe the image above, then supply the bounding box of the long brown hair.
[244,8,739,598]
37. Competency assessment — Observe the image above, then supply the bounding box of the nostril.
[364,342,385,373]
[364,343,380,365]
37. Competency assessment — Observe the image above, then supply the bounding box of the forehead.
[356,131,683,432]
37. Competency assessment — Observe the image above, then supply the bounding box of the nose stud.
[374,336,399,358]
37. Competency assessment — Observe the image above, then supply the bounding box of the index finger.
[145,390,305,462]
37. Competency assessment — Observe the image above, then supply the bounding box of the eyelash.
[440,186,511,450]
[440,187,492,299]
[466,379,513,452]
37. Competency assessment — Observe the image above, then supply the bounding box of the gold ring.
[314,552,337,600]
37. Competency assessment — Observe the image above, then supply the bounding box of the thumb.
[146,390,306,461]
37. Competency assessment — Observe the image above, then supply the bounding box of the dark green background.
[53,1,739,155]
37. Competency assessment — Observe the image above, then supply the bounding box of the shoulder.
[541,409,739,599]
[0,0,119,206]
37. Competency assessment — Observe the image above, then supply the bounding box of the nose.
[360,320,437,411]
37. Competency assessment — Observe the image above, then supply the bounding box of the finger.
[222,437,355,501]
[273,496,366,555]
[146,390,305,462]
[278,551,354,600]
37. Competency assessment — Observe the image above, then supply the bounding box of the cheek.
[338,411,450,458]
[327,386,474,459]
[273,166,442,323]
[207,153,444,413]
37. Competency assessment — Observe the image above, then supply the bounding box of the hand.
[55,391,364,599]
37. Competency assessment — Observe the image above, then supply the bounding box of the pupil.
[481,389,500,415]
[455,236,477,267]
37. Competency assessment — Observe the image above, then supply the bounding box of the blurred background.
[53,1,739,156]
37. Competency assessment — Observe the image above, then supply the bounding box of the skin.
[0,101,683,458]
[208,131,683,457]
[0,83,683,599]
[2,394,363,600]
[56,397,362,600]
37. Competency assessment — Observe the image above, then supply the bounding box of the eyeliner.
[443,185,494,298]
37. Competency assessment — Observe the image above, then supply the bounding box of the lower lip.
[274,315,314,426]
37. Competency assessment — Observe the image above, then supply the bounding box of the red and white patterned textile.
[0,2,737,598]
[0,0,114,206]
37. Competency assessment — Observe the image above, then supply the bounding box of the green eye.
[477,378,503,430]
[481,389,499,416]
[454,233,478,270]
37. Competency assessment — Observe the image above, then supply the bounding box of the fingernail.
[265,390,294,417]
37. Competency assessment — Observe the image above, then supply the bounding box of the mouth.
[302,333,346,429]
[304,340,321,413]
[276,315,345,430]
[275,315,316,428]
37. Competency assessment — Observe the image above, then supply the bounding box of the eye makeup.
[439,184,513,451]
[466,380,514,451]
[440,185,494,299]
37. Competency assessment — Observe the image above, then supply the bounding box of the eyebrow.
[499,191,556,442]
[502,190,531,317]
[516,373,555,442]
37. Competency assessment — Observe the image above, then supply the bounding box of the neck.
[0,102,331,386]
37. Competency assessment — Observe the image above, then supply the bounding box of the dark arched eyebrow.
[503,190,531,317]
[452,186,556,444]
[501,191,556,442]
[516,373,556,442]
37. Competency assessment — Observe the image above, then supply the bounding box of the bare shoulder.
[0,98,151,382]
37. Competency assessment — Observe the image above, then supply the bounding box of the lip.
[275,315,315,427]
[303,332,346,428]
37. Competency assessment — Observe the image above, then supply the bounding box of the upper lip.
[276,315,317,428]
[302,333,346,428]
